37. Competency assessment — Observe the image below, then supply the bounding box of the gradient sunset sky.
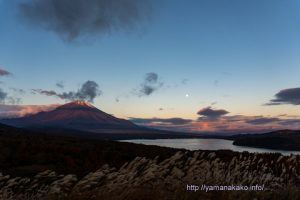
[1,0,300,133]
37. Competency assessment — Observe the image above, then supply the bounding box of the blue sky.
[1,0,300,133]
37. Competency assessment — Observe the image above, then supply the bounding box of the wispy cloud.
[0,85,24,105]
[0,88,8,103]
[10,88,26,95]
[33,80,102,102]
[32,89,57,96]
[0,68,12,76]
[181,78,188,85]
[56,81,64,89]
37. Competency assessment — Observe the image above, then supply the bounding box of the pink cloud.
[0,104,60,118]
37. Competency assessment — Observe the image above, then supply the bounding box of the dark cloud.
[75,80,101,102]
[138,72,163,96]
[245,117,281,125]
[197,107,229,119]
[130,117,193,125]
[267,88,300,105]
[56,81,64,89]
[0,68,11,76]
[19,0,152,41]
[33,80,102,102]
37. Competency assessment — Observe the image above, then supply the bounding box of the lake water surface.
[121,138,300,156]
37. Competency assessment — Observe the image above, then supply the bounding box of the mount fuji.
[1,101,140,131]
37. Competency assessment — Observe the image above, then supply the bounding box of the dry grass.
[1,181,300,200]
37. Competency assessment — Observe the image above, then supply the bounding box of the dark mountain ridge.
[232,129,300,151]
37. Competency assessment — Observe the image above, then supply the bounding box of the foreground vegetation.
[0,125,180,177]
[1,125,300,199]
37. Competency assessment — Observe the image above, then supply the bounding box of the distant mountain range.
[2,101,300,149]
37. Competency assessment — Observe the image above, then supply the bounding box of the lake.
[121,138,300,156]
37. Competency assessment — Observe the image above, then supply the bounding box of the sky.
[1,0,300,133]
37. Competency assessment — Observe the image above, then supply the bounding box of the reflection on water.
[121,138,300,156]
